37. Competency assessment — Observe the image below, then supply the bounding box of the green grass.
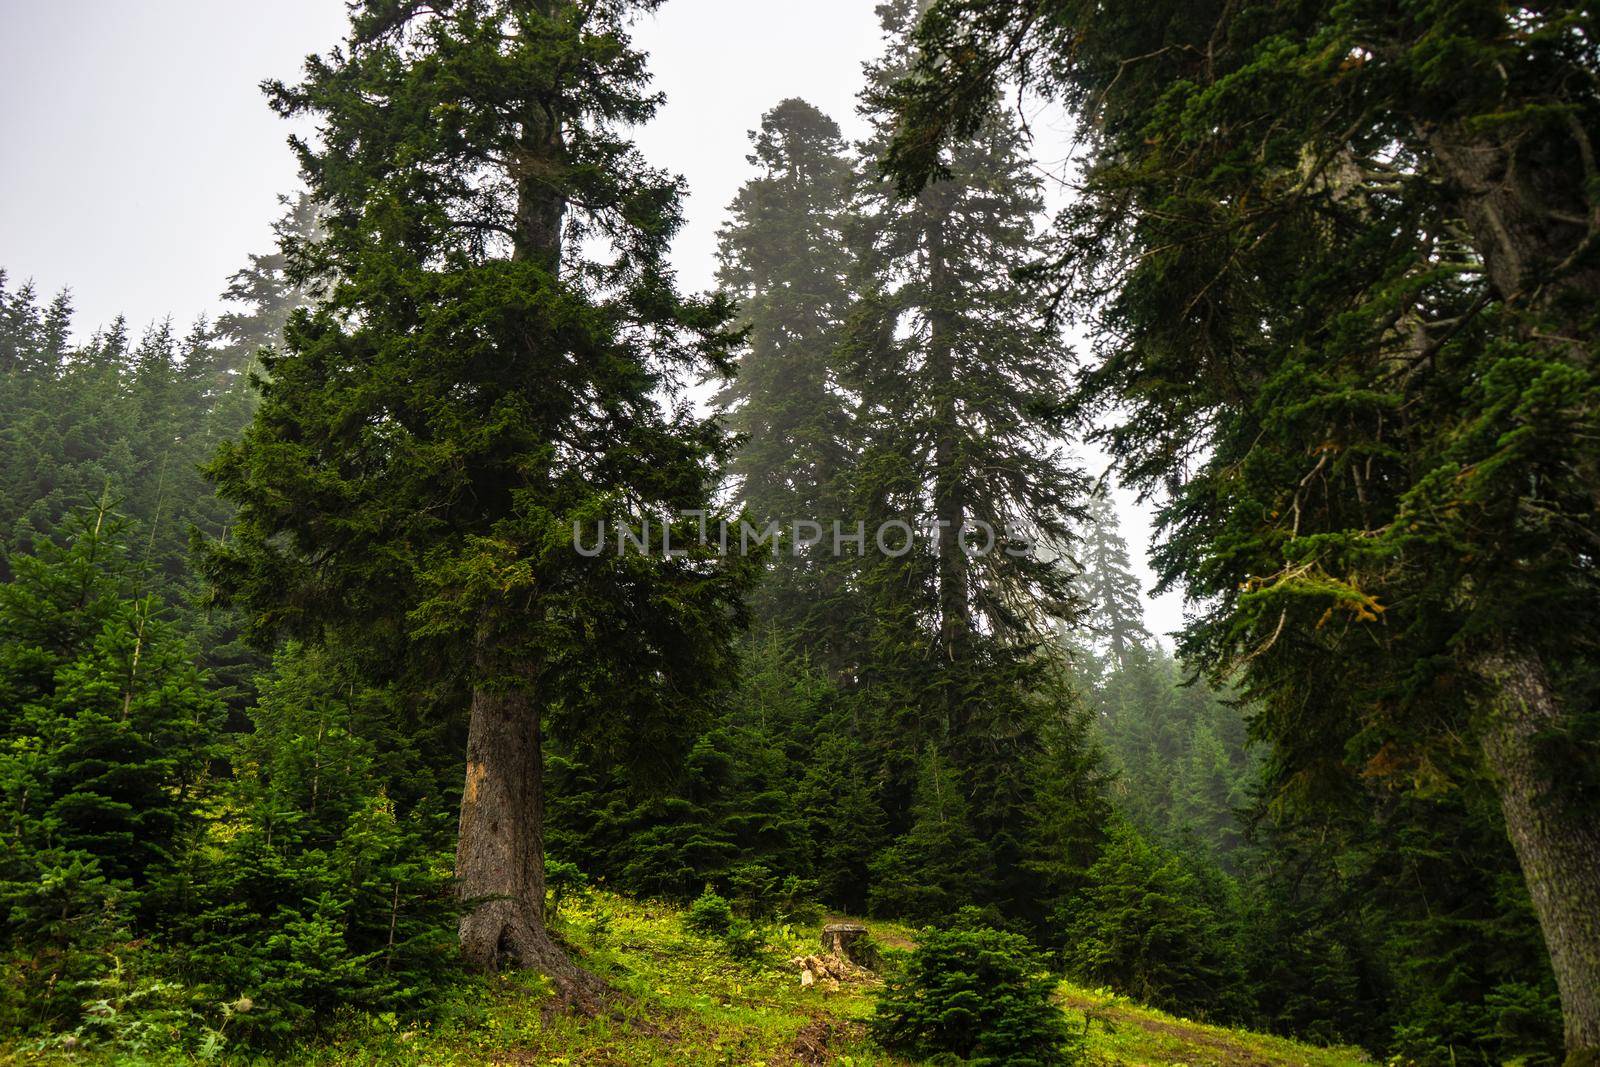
[1060,983,1371,1067]
[2,891,1371,1066]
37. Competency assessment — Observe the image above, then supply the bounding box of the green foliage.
[7,0,1590,1059]
[869,746,992,924]
[69,968,223,1059]
[676,885,768,962]
[1238,783,1563,1064]
[1087,645,1254,865]
[0,236,304,1051]
[793,731,887,914]
[718,918,767,963]
[593,8,1118,937]
[0,204,308,725]
[1019,701,1113,938]
[870,912,1080,1066]
[684,890,734,938]
[887,0,1600,1056]
[1391,982,1565,1067]
[1,888,1388,1066]
[1059,821,1249,1023]
[163,645,457,1046]
[204,0,757,773]
[714,99,860,663]
[196,6,761,987]
[214,191,320,376]
[0,505,218,1034]
[726,863,819,923]
[596,6,1114,951]
[0,279,259,606]
[0,855,126,1035]
[547,635,860,909]
[543,860,589,920]
[843,0,1094,932]
[1075,487,1152,670]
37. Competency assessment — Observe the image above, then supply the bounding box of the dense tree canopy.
[0,1,1591,1062]
[886,1,1600,1059]
[202,0,757,995]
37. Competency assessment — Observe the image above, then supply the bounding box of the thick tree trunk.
[450,0,606,1008]
[1430,113,1600,1064]
[1477,649,1600,1066]
[923,184,971,728]
[1427,122,1600,343]
[455,648,605,1008]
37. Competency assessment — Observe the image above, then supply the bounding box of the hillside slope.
[3,890,1371,1066]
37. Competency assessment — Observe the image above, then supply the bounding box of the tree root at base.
[460,905,613,1017]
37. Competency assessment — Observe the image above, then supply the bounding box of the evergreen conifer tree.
[168,644,455,1041]
[0,499,216,893]
[1020,697,1112,936]
[848,0,1090,919]
[0,500,218,1028]
[214,191,323,381]
[869,745,993,922]
[714,99,859,661]
[1060,820,1248,1021]
[0,268,263,615]
[887,3,1600,1053]
[203,0,756,996]
[1077,485,1151,668]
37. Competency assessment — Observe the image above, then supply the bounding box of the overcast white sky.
[0,0,1184,640]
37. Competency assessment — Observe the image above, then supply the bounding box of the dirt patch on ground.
[785,1017,864,1066]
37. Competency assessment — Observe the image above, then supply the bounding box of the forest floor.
[3,889,1373,1066]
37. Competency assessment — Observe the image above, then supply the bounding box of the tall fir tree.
[714,98,859,663]
[214,191,323,381]
[847,0,1089,920]
[887,2,1600,1055]
[1076,485,1151,669]
[203,0,755,997]
[869,744,993,922]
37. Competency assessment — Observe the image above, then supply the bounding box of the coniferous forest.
[1,2,1597,1064]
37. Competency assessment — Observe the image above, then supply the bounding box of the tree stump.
[821,923,870,967]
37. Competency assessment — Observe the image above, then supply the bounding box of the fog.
[0,0,1183,639]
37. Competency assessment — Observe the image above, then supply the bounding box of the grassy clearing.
[2,890,1370,1066]
[1061,984,1371,1067]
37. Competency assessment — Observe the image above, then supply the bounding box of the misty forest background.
[1,1,1597,1064]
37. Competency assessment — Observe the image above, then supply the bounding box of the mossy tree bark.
[1478,650,1600,1066]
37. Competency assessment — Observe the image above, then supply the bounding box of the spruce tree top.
[204,0,753,762]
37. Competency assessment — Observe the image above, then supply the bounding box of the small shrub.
[720,919,766,962]
[870,916,1079,1067]
[776,875,823,924]
[684,890,733,937]
[585,905,614,948]
[728,865,824,924]
[544,859,589,920]
[728,864,778,918]
[844,930,884,972]
[69,967,222,1059]
[0,852,127,1033]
